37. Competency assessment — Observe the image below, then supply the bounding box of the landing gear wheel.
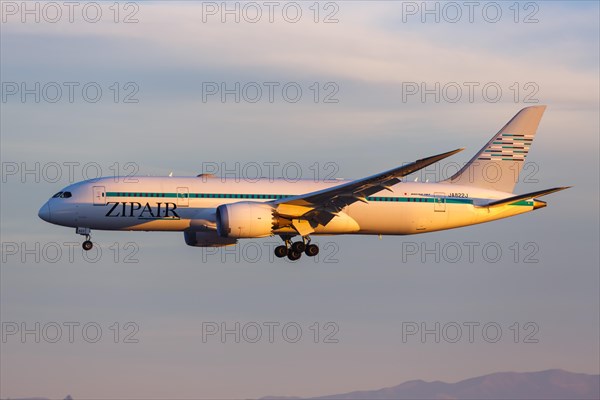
[287,249,302,261]
[82,240,93,251]
[291,241,306,253]
[305,244,319,257]
[274,245,288,258]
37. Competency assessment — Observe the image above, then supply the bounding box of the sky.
[1,1,599,399]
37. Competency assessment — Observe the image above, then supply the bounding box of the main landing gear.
[274,236,319,261]
[77,227,93,251]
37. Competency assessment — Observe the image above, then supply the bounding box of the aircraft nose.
[38,202,51,222]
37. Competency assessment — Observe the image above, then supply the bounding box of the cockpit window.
[52,192,63,198]
[52,191,72,198]
[62,192,72,198]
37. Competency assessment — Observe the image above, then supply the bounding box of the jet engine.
[216,202,275,238]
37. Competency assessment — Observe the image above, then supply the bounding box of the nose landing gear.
[274,236,319,261]
[76,227,93,251]
[82,237,93,251]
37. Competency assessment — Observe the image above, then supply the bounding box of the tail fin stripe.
[479,131,533,161]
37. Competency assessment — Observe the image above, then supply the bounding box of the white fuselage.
[40,176,534,236]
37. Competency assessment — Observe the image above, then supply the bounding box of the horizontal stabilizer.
[475,186,571,208]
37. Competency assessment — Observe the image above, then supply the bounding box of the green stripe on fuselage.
[104,192,533,206]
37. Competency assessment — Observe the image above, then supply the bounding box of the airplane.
[38,105,569,261]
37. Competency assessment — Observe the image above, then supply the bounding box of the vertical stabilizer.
[445,106,546,193]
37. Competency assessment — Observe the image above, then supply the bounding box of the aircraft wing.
[271,148,463,229]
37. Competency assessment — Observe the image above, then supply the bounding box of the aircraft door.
[177,187,189,207]
[92,186,106,205]
[434,192,446,212]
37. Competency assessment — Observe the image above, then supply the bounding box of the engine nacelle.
[216,202,275,238]
[184,231,237,247]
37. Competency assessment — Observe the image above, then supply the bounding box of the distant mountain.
[260,397,302,400]
[262,369,600,400]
